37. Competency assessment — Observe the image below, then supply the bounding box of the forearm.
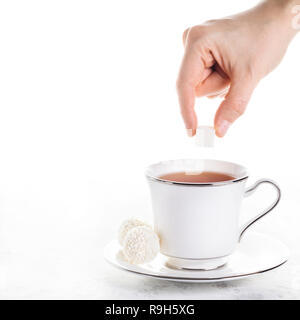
[266,0,300,8]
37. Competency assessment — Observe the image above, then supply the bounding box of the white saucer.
[104,232,289,283]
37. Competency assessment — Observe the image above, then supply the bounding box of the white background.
[0,0,299,299]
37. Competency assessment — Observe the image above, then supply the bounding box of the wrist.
[262,0,300,36]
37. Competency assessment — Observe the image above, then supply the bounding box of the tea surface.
[159,171,235,183]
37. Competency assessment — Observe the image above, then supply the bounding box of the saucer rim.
[105,255,287,282]
[104,232,289,283]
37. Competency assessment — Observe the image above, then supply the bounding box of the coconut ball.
[123,226,160,264]
[118,218,150,246]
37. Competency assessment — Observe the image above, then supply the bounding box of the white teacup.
[146,159,281,270]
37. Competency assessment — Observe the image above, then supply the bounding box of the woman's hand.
[177,0,299,137]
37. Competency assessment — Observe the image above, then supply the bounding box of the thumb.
[214,78,256,137]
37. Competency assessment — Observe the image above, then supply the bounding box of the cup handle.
[239,179,281,241]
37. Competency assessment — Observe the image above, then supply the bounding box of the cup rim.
[145,159,249,187]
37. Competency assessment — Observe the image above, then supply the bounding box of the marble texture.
[0,174,299,300]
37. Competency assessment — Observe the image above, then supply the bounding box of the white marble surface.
[0,174,299,300]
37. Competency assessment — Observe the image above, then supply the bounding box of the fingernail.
[216,120,231,137]
[186,128,193,137]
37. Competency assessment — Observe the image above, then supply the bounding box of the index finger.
[176,48,205,136]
